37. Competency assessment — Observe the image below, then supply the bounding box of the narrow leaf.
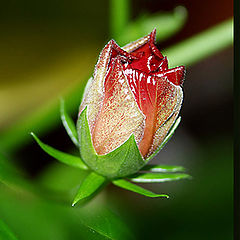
[128,173,191,183]
[0,219,18,240]
[141,164,186,172]
[112,179,169,198]
[60,98,79,147]
[72,172,107,206]
[31,132,88,170]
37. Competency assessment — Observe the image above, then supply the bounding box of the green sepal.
[146,117,181,163]
[128,172,191,183]
[112,179,169,198]
[72,171,107,206]
[141,164,186,173]
[60,98,79,147]
[31,132,88,170]
[77,107,145,179]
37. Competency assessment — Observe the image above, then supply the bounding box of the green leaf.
[0,153,33,192]
[78,208,134,240]
[141,164,186,172]
[0,219,18,240]
[128,173,191,183]
[112,179,169,198]
[77,107,145,179]
[0,154,21,186]
[72,172,107,206]
[31,132,88,170]
[146,117,181,163]
[118,6,187,45]
[60,98,79,147]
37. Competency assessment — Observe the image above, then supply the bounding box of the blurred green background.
[0,0,233,239]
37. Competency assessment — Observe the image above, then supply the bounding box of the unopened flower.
[78,29,185,178]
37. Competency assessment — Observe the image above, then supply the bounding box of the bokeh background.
[0,0,233,239]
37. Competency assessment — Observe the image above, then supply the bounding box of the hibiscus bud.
[77,29,185,178]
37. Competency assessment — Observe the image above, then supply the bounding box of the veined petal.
[124,68,183,157]
[92,57,145,155]
[79,40,136,132]
[79,41,115,132]
[147,88,183,157]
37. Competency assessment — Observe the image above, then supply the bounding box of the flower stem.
[109,0,130,41]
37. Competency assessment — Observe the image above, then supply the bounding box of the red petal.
[92,57,145,155]
[124,68,182,157]
[157,66,186,86]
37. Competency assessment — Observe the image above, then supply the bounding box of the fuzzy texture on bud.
[79,29,185,159]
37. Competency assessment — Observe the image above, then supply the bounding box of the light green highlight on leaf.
[0,219,18,240]
[128,173,191,183]
[31,132,88,170]
[141,164,186,172]
[72,172,107,206]
[77,107,145,179]
[112,179,169,198]
[60,98,79,147]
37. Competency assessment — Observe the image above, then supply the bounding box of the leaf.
[128,173,191,183]
[0,153,33,192]
[146,117,181,162]
[112,179,169,198]
[0,185,134,240]
[141,164,186,172]
[118,6,187,45]
[31,132,88,170]
[0,154,21,186]
[0,219,18,240]
[77,107,145,179]
[78,208,135,240]
[72,172,107,206]
[60,98,79,147]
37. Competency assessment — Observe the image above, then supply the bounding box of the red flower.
[79,29,185,158]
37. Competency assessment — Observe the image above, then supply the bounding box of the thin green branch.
[109,0,130,41]
[164,18,233,67]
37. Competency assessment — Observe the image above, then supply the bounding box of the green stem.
[109,0,130,40]
[164,18,233,67]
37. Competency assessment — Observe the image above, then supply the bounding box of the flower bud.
[77,29,185,178]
